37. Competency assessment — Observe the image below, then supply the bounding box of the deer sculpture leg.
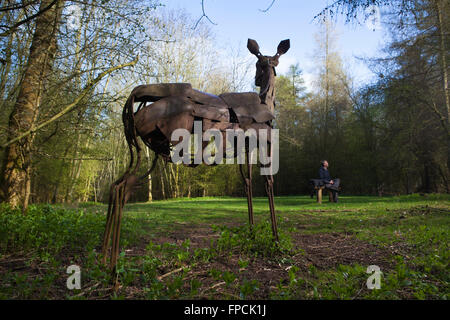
[101,187,114,264]
[110,181,125,271]
[102,156,159,271]
[264,174,278,241]
[101,177,126,266]
[239,148,254,226]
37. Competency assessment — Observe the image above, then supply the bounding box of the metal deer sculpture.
[102,39,290,270]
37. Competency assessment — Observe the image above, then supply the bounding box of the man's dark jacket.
[319,166,331,184]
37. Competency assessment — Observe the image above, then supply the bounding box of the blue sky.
[163,0,387,90]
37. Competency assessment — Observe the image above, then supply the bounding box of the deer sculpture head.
[247,38,290,112]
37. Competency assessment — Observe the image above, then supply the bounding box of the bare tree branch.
[0,0,38,12]
[193,0,217,30]
[0,0,59,37]
[259,0,276,13]
[313,0,415,23]
[193,0,277,29]
[0,57,139,149]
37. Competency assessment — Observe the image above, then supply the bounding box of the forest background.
[0,0,448,208]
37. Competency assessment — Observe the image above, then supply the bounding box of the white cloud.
[276,56,297,75]
[302,72,315,93]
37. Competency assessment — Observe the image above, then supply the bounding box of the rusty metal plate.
[130,83,193,102]
[219,92,274,123]
[134,96,195,136]
[187,89,228,108]
[193,104,230,122]
[157,111,194,143]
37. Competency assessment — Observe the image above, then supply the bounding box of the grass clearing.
[0,194,448,299]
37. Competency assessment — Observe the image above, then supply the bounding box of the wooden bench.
[315,186,333,204]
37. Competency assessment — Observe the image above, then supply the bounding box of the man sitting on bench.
[319,160,340,203]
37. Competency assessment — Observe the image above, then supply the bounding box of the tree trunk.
[424,163,431,193]
[435,0,449,125]
[169,164,179,198]
[438,165,449,193]
[162,163,172,198]
[434,0,450,174]
[1,0,63,209]
[52,144,71,203]
[0,11,23,100]
[159,160,166,199]
[145,147,153,202]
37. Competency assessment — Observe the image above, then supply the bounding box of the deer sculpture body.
[101,39,290,270]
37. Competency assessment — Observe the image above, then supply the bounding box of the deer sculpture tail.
[101,93,143,272]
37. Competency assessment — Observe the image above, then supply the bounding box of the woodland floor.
[0,194,449,300]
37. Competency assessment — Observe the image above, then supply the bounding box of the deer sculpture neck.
[247,38,290,114]
[259,66,276,113]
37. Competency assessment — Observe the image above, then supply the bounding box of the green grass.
[0,194,448,299]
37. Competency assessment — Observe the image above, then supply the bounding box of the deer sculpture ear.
[277,39,290,55]
[247,39,261,56]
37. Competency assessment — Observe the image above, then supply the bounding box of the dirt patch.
[142,221,243,249]
[152,225,219,249]
[389,205,449,218]
[291,232,392,271]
